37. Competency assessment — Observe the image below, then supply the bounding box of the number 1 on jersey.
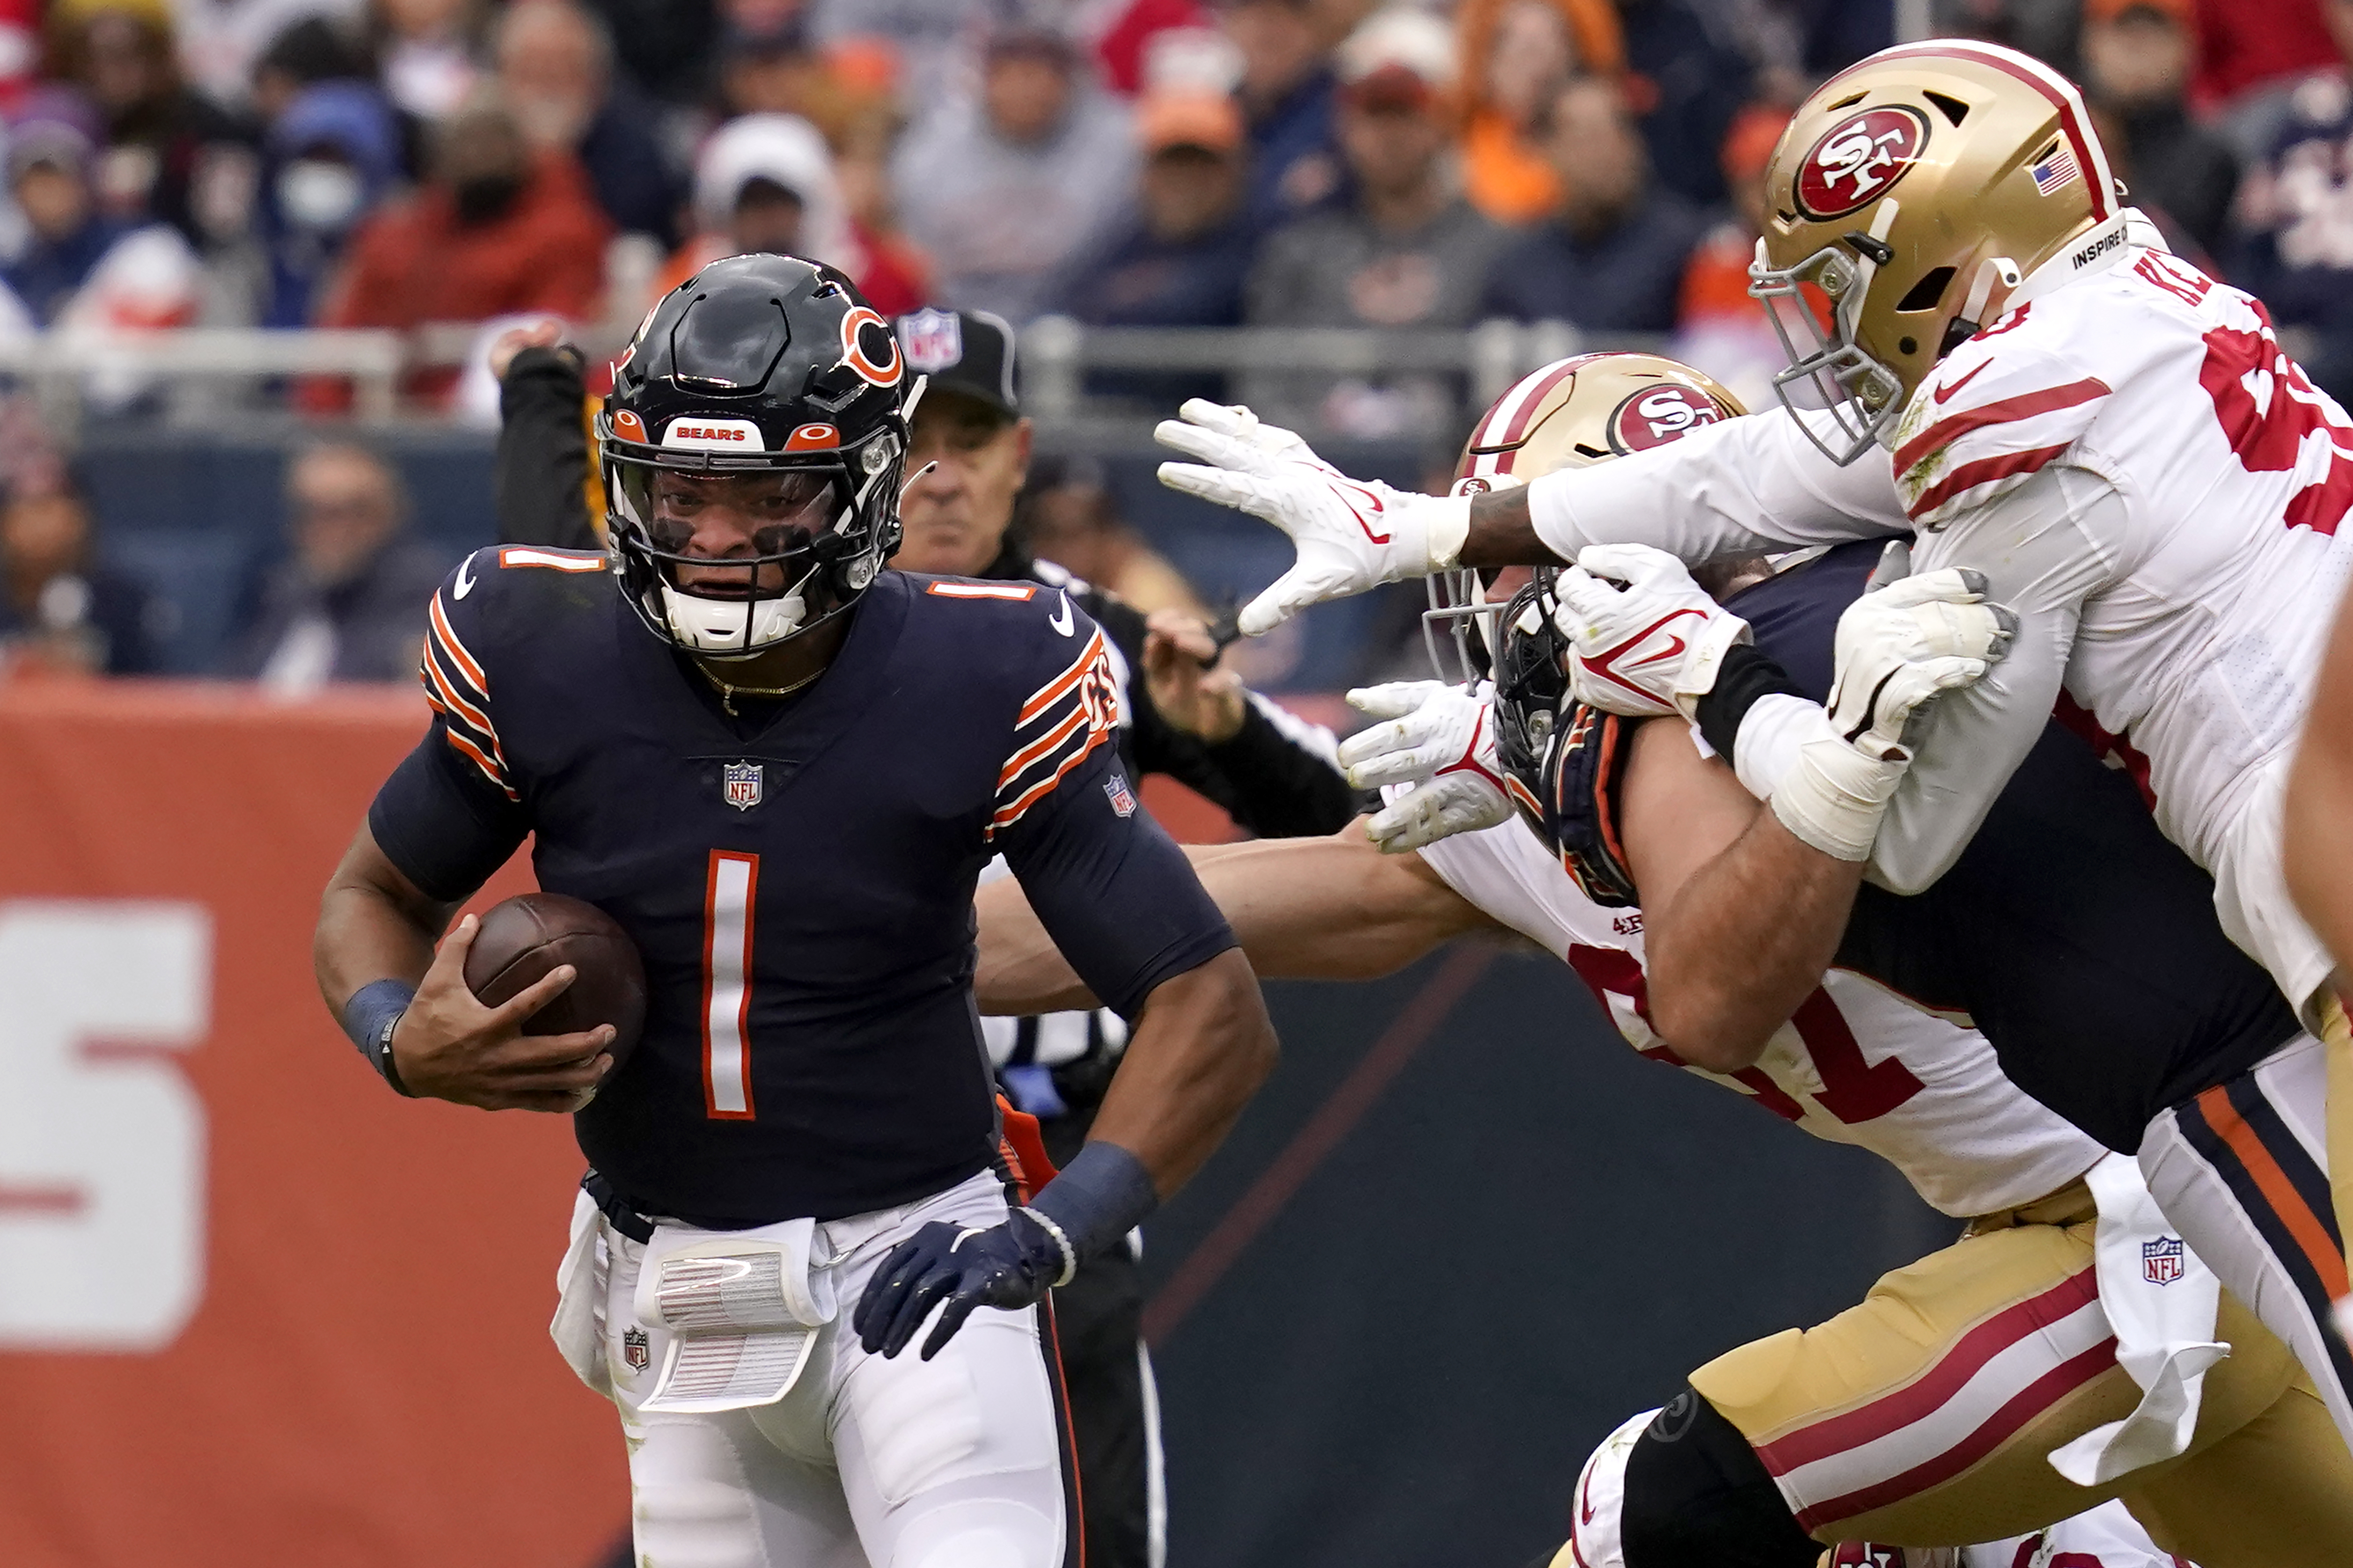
[703,850,758,1120]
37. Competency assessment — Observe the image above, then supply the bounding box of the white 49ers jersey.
[1527,223,2351,1015]
[1414,818,2102,1218]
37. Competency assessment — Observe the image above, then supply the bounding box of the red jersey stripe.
[1893,377,2110,477]
[1906,443,2074,521]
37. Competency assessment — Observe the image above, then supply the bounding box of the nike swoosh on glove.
[1551,543,1751,721]
[852,1209,1068,1361]
[1337,680,1512,853]
[1154,400,1470,637]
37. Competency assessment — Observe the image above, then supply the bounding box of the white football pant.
[590,1170,1075,1568]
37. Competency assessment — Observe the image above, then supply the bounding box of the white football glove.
[1550,543,1752,720]
[1155,400,1471,637]
[1337,680,1513,854]
[1771,548,2018,861]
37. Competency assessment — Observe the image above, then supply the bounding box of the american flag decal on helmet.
[2029,143,2079,196]
[991,629,1118,839]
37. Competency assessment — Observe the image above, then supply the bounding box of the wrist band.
[1030,1141,1159,1267]
[1692,643,1807,761]
[343,979,418,1096]
[1020,1207,1079,1287]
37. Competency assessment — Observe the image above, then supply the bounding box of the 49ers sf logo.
[1608,384,1726,453]
[1795,106,1927,221]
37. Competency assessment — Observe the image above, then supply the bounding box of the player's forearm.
[1512,405,1901,567]
[312,825,454,1017]
[1194,831,1485,979]
[1086,947,1277,1197]
[1641,809,1860,1072]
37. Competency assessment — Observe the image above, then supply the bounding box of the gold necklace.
[696,660,822,717]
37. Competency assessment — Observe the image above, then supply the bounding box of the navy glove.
[853,1208,1072,1360]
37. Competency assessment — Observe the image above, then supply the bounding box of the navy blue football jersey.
[368,549,1236,1226]
[1731,543,2301,1150]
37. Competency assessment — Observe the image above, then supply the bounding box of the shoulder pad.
[1530,702,1639,908]
[1890,326,2110,530]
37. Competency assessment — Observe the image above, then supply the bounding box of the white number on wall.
[0,902,210,1350]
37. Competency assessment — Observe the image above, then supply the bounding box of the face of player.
[647,470,837,597]
[899,394,1033,577]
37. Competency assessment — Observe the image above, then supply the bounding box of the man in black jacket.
[491,305,1358,1568]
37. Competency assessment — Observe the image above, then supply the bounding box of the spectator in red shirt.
[2192,0,2339,111]
[313,95,610,406]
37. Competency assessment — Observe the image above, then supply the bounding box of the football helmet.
[601,253,914,657]
[1423,351,1745,854]
[1424,350,1745,685]
[1749,39,2121,463]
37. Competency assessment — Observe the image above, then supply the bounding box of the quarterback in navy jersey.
[313,254,1277,1568]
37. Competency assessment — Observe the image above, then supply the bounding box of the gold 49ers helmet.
[1424,348,1743,696]
[1425,350,1745,858]
[1749,39,2124,464]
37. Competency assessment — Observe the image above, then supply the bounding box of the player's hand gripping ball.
[386,893,647,1114]
[463,893,649,1069]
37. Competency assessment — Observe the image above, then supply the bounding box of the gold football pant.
[1686,1179,2353,1565]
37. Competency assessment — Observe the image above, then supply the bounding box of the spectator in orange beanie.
[1456,0,1622,224]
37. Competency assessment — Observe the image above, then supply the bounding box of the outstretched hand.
[1338,680,1514,853]
[1154,400,1471,636]
[388,912,613,1112]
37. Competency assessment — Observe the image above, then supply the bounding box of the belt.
[582,1169,655,1244]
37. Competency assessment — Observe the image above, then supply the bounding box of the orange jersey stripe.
[989,726,1111,837]
[996,705,1091,791]
[2195,1083,2352,1299]
[442,727,519,800]
[422,635,500,748]
[426,592,490,694]
[1017,631,1107,724]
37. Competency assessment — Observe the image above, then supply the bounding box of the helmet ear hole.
[1922,90,1969,125]
[1895,266,1955,314]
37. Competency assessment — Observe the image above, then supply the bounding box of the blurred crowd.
[4,0,2353,688]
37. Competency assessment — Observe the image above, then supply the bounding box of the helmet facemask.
[1749,203,1907,466]
[604,428,904,659]
[1487,571,1570,835]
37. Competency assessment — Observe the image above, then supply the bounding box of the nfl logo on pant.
[2142,1236,2185,1285]
[723,761,764,811]
[623,1326,651,1372]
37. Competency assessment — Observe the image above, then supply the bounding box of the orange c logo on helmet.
[839,306,902,388]
[613,408,648,443]
[1794,106,1928,221]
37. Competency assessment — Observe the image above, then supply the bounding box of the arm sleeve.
[1527,405,1912,564]
[1199,693,1361,837]
[1724,464,2120,893]
[367,722,531,900]
[494,345,597,550]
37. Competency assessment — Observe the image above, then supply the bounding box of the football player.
[488,305,1357,1568]
[311,255,1278,1568]
[1147,40,2353,1366]
[976,355,2353,1567]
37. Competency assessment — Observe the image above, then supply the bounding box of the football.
[462,892,648,1070]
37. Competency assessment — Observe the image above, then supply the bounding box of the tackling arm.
[2285,588,2353,995]
[1619,723,1864,1072]
[973,827,1496,1014]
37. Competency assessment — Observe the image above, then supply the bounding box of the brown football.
[462,892,648,1071]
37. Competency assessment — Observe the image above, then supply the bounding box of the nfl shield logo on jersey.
[1104,772,1136,817]
[899,308,963,374]
[2143,1236,2186,1285]
[723,761,764,811]
[623,1326,651,1372]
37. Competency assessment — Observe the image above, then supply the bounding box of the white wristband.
[1420,493,1471,573]
[1769,735,1907,862]
[1669,615,1754,722]
[1021,1206,1078,1288]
